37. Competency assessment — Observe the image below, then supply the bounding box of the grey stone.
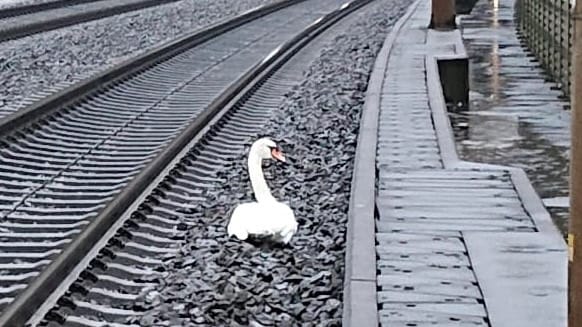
[124,0,413,325]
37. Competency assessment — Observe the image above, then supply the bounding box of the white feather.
[228,201,297,243]
[226,138,298,244]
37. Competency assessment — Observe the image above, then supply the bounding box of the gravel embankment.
[0,0,279,117]
[132,0,410,325]
[0,0,52,10]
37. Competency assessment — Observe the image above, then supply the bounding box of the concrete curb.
[425,18,567,324]
[341,0,421,326]
[344,0,565,324]
[424,12,565,242]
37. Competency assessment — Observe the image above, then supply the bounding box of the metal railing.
[515,0,573,96]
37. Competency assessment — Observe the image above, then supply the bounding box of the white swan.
[227,137,298,244]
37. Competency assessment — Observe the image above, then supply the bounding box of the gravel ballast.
[0,0,279,118]
[131,0,411,325]
[0,0,53,10]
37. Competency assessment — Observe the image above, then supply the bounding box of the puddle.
[448,0,570,235]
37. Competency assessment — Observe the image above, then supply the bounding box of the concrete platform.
[342,0,567,326]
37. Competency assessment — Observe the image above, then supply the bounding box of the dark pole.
[570,0,582,326]
[430,0,456,30]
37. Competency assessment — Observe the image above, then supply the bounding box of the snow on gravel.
[0,0,48,10]
[0,0,279,118]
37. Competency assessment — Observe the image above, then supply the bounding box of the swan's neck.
[248,153,275,203]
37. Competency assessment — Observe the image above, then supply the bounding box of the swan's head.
[251,137,285,162]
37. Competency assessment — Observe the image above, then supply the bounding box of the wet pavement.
[452,0,570,235]
[372,1,567,324]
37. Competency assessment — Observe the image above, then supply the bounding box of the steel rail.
[0,0,103,20]
[0,2,319,315]
[0,0,316,324]
[0,0,372,325]
[0,0,304,136]
[0,0,181,42]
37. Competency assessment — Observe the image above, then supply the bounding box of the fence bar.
[515,0,573,97]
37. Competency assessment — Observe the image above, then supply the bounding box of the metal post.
[570,0,582,325]
[543,0,549,70]
[558,0,565,86]
[564,0,571,93]
[569,1,575,96]
[430,0,456,29]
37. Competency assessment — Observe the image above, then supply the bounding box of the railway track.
[0,0,103,19]
[35,2,375,324]
[0,0,374,324]
[0,0,179,42]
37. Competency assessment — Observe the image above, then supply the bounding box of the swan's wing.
[276,202,296,220]
[228,202,298,243]
[227,202,257,240]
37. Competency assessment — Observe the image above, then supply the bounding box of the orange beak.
[271,148,286,162]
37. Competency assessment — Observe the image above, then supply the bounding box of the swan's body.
[228,200,296,243]
[227,138,297,244]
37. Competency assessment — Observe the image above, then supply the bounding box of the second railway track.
[0,0,376,324]
[0,0,180,42]
[0,0,102,19]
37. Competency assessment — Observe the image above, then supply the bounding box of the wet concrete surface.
[450,0,570,235]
